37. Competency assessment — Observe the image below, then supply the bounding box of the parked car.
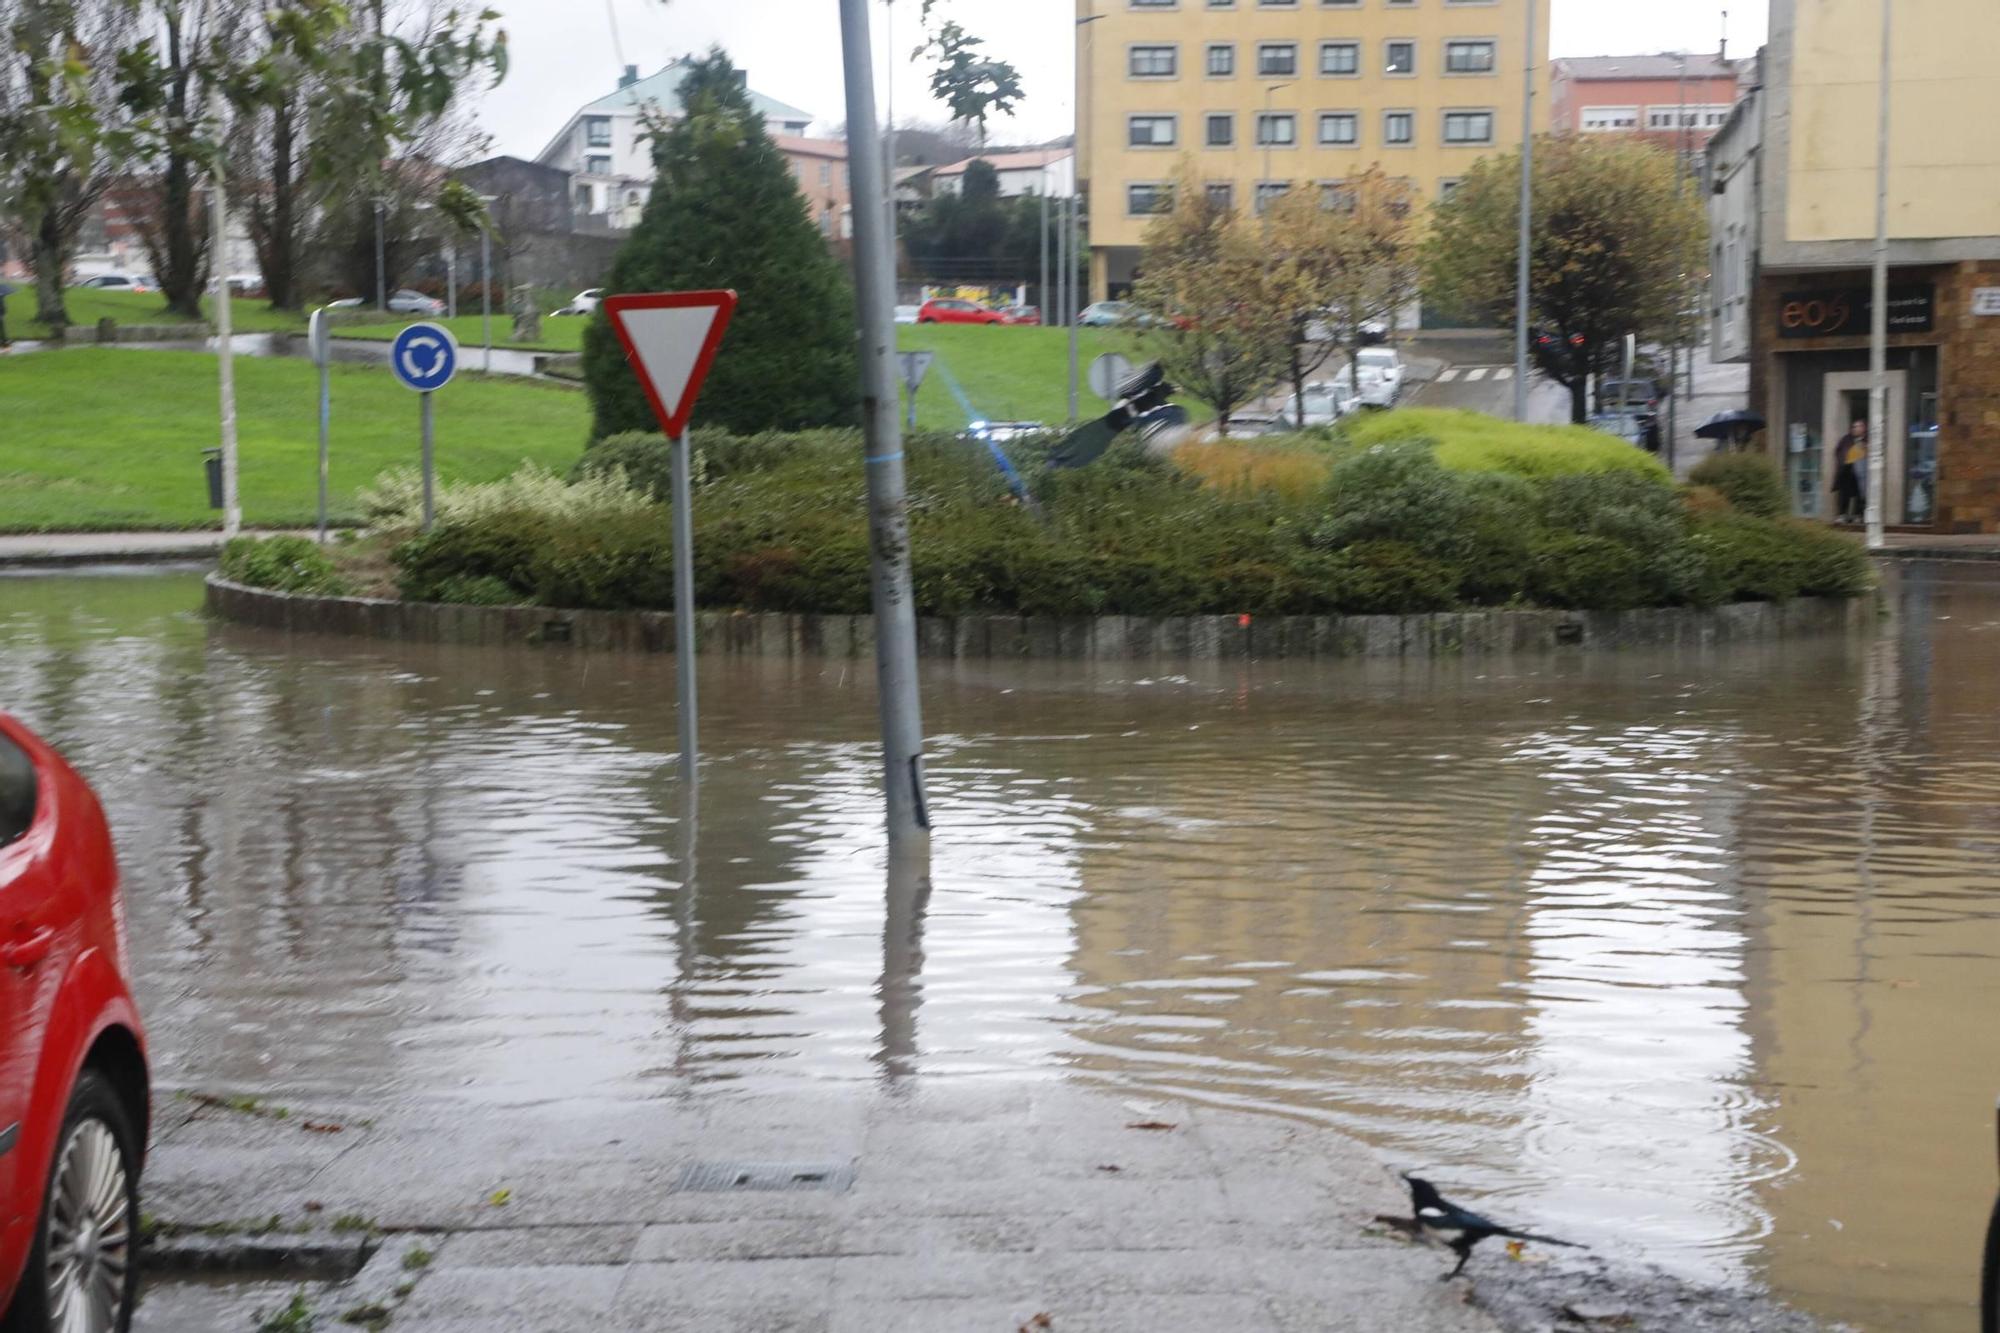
[75,274,149,293]
[893,304,922,325]
[1354,347,1406,408]
[387,289,445,316]
[999,305,1042,326]
[1589,410,1654,449]
[1984,1113,1998,1333]
[1225,411,1292,438]
[917,298,1005,325]
[551,288,604,317]
[0,715,149,1333]
[1281,368,1362,427]
[1595,376,1665,414]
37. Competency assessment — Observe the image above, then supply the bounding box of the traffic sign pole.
[311,309,331,544]
[421,391,436,533]
[670,430,698,776]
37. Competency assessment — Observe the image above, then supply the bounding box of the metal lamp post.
[1513,0,1537,421]
[1866,0,1894,550]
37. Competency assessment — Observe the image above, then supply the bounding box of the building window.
[1257,43,1298,77]
[1580,105,1638,131]
[1206,113,1235,147]
[1647,105,1730,130]
[585,154,612,175]
[1439,178,1462,201]
[1445,40,1495,73]
[1256,111,1297,146]
[1206,181,1235,211]
[1322,0,1358,6]
[1320,182,1356,212]
[819,162,832,184]
[1384,41,1416,75]
[1317,111,1358,145]
[1319,41,1359,76]
[1257,0,1299,6]
[1382,110,1414,145]
[585,116,612,148]
[1129,0,1177,7]
[1208,0,1235,6]
[1128,45,1178,77]
[1129,114,1179,146]
[1128,182,1174,215]
[1442,109,1494,144]
[1207,43,1236,76]
[1254,182,1291,214]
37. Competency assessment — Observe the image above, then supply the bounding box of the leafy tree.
[1264,168,1420,422]
[913,3,1022,149]
[583,48,858,439]
[960,156,998,203]
[1425,134,1706,423]
[0,0,142,327]
[1128,163,1290,435]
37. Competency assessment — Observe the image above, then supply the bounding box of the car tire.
[1,1071,142,1333]
[1982,1196,1999,1333]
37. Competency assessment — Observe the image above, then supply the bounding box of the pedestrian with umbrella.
[1695,409,1766,451]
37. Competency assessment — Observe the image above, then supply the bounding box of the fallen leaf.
[488,1188,512,1207]
[301,1120,344,1134]
[1505,1239,1524,1259]
[1096,1165,1122,1174]
[1561,1303,1634,1325]
[1018,1316,1053,1332]
[303,1201,324,1213]
[1125,1121,1176,1132]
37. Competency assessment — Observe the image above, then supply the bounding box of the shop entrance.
[1820,371,1907,524]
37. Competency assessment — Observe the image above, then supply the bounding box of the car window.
[0,732,36,849]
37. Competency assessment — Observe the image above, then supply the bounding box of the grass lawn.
[893,324,1149,430]
[0,348,589,532]
[13,289,307,340]
[333,312,589,354]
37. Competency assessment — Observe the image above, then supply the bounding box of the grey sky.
[471,0,1768,160]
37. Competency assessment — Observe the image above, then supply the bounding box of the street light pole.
[1260,81,1292,214]
[1513,0,1536,421]
[1866,0,1893,550]
[837,0,930,858]
[199,0,240,536]
[1067,190,1079,419]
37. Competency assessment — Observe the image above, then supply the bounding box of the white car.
[552,288,604,317]
[1281,368,1362,426]
[76,273,151,293]
[894,304,922,325]
[387,288,445,315]
[1354,347,1406,408]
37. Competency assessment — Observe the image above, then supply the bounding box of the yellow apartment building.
[1075,0,1550,301]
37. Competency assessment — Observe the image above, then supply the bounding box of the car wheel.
[1,1072,141,1333]
[1982,1195,1999,1333]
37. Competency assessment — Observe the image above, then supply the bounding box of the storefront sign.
[1777,285,1934,338]
[1973,287,2000,317]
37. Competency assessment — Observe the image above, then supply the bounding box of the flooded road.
[3,564,1996,1330]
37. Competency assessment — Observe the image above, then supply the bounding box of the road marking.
[1465,368,1489,381]
[1436,368,1461,382]
[1492,367,1513,380]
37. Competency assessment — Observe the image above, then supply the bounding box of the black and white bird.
[1402,1174,1581,1278]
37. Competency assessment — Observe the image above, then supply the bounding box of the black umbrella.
[1695,409,1766,442]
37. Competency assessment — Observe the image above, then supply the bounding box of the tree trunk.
[1569,378,1588,425]
[1287,341,1307,429]
[159,15,205,320]
[31,208,69,328]
[267,98,298,310]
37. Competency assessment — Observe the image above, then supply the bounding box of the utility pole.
[1513,0,1536,421]
[201,0,240,536]
[1669,50,1688,472]
[1866,0,1893,550]
[1039,186,1049,324]
[837,0,931,858]
[1067,190,1079,419]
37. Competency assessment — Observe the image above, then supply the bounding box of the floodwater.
[26,331,549,377]
[3,563,1997,1331]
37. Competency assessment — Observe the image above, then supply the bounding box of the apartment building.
[1549,52,1740,161]
[1076,0,1549,301]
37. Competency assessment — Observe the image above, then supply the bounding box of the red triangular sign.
[604,290,738,438]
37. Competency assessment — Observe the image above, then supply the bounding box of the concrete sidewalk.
[0,530,228,567]
[136,1080,1505,1333]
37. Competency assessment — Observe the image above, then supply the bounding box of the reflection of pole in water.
[667,781,700,1080]
[874,842,932,1081]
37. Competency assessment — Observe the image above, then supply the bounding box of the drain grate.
[669,1160,856,1194]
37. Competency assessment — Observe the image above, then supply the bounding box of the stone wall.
[207,577,1876,661]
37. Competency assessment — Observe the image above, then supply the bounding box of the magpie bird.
[1403,1174,1580,1278]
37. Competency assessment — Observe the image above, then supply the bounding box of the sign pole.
[316,316,330,544]
[671,429,698,779]
[421,390,436,533]
[1865,0,1893,551]
[838,0,931,858]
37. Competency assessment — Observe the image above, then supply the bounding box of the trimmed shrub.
[1341,408,1670,480]
[220,535,349,595]
[1688,453,1788,518]
[393,514,554,604]
[1319,541,1460,615]
[1314,444,1469,555]
[1694,512,1874,601]
[1525,533,1661,611]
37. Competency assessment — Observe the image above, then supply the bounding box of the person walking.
[1832,419,1868,523]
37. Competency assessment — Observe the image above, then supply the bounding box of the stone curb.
[143,1229,375,1279]
[206,576,1876,661]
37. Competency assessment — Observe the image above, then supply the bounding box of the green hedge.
[375,420,1873,617]
[220,535,349,595]
[1688,453,1788,519]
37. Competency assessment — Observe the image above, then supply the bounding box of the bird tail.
[1499,1227,1581,1249]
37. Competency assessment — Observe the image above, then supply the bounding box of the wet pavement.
[4,563,1996,1329]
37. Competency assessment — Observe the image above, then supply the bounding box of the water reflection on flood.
[3,564,1997,1331]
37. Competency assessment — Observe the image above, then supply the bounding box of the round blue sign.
[391,322,458,392]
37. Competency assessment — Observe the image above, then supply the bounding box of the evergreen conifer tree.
[583,49,859,438]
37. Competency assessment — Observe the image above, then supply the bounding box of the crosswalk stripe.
[1492,367,1513,380]
[1465,368,1488,381]
[1437,368,1461,382]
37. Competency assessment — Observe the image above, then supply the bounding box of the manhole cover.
[669,1161,855,1194]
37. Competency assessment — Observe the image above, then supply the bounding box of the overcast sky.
[470,0,1767,159]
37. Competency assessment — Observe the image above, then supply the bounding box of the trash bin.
[202,448,223,510]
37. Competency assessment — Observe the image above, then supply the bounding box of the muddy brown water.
[3,564,1995,1331]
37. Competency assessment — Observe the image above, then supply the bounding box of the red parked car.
[998,305,1042,326]
[916,298,1006,325]
[0,715,148,1333]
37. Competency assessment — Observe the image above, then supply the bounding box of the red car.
[1,715,148,1333]
[916,298,1006,325]
[999,305,1042,326]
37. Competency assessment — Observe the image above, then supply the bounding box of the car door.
[0,726,51,1217]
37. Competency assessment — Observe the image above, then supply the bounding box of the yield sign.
[604,290,739,438]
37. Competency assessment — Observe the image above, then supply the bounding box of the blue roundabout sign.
[391,322,458,392]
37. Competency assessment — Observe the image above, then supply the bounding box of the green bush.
[220,535,349,595]
[1693,511,1874,601]
[1341,408,1670,480]
[1320,541,1460,615]
[1525,533,1664,611]
[1687,453,1788,518]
